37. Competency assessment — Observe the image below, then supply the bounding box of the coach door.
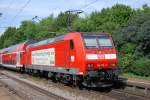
[17,52,20,66]
[0,55,2,64]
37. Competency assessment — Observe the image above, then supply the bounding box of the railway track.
[104,88,149,100]
[0,70,68,100]
[98,77,150,100]
[0,68,150,100]
[74,81,150,100]
[0,82,23,100]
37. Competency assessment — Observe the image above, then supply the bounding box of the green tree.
[115,6,150,75]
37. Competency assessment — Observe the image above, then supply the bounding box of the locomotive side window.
[70,40,74,50]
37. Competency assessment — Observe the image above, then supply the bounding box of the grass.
[122,73,150,80]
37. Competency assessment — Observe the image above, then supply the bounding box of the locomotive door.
[69,40,75,67]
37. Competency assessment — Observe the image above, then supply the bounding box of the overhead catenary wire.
[0,27,10,28]
[1,0,98,30]
[79,0,99,10]
[0,0,31,33]
[0,0,14,20]
[0,13,2,16]
[0,0,14,18]
[32,16,43,22]
[9,0,31,26]
[0,0,14,31]
[65,0,100,31]
[3,0,15,15]
[4,0,14,11]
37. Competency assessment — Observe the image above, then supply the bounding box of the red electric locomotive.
[25,32,119,87]
[0,32,119,87]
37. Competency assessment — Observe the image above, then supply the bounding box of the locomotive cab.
[81,33,119,87]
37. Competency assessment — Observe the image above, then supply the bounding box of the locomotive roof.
[27,32,111,48]
[28,35,65,47]
[80,32,110,35]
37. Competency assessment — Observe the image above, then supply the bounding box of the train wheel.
[42,71,48,79]
[72,75,78,87]
[20,67,25,73]
[51,73,57,83]
[72,75,83,89]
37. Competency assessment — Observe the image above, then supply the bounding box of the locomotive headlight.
[87,64,94,71]
[105,54,116,59]
[86,54,98,60]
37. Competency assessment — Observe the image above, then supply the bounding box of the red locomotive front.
[80,33,119,87]
[65,32,119,87]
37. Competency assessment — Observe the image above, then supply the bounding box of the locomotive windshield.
[83,34,113,48]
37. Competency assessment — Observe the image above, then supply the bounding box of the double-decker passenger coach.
[0,41,35,71]
[0,42,27,69]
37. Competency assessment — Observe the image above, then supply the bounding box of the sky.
[0,0,150,35]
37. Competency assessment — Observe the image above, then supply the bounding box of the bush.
[131,58,150,76]
[118,43,136,72]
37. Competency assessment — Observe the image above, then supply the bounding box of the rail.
[0,68,150,100]
[0,71,68,100]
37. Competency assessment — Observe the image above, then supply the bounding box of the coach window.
[70,40,74,50]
